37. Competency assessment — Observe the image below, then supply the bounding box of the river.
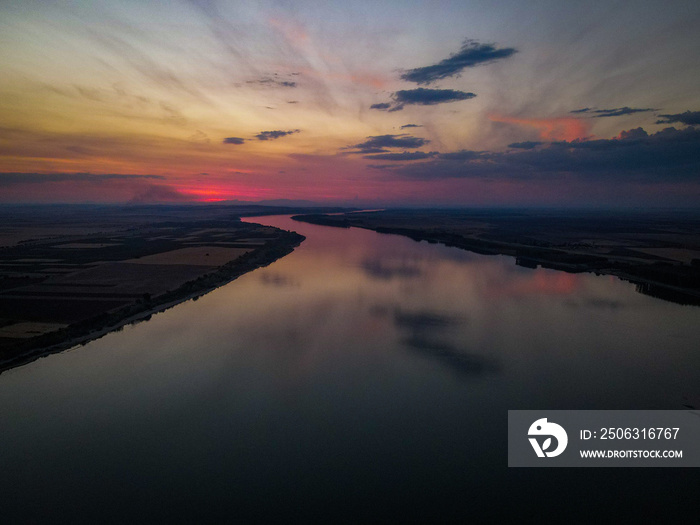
[1,215,699,522]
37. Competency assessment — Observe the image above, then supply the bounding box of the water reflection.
[360,257,424,280]
[401,336,500,377]
[258,271,300,287]
[0,215,698,522]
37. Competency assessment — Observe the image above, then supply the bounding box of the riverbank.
[292,210,700,306]
[0,229,304,374]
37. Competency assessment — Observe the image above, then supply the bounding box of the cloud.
[616,127,648,140]
[571,107,656,117]
[189,130,211,144]
[346,134,429,153]
[246,76,298,88]
[490,114,591,141]
[400,124,422,129]
[656,110,700,125]
[364,151,437,161]
[593,107,656,117]
[0,172,164,186]
[372,89,476,112]
[438,150,483,161]
[400,39,517,85]
[393,88,476,107]
[381,126,700,183]
[223,137,246,145]
[508,141,543,149]
[255,129,301,141]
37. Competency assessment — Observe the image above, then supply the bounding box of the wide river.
[1,215,699,522]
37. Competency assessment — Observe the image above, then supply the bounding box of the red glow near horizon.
[490,114,591,142]
[180,184,279,202]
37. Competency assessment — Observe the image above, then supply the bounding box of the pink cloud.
[490,114,592,142]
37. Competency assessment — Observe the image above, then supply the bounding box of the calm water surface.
[1,215,699,522]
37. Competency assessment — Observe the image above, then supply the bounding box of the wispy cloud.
[571,107,656,118]
[246,75,299,88]
[490,114,591,142]
[223,137,246,145]
[400,39,517,85]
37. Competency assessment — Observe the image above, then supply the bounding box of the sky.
[1,0,699,207]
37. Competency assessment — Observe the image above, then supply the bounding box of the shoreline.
[292,213,700,306]
[0,229,305,375]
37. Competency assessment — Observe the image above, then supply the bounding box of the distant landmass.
[293,209,700,306]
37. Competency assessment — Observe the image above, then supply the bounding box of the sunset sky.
[1,0,699,206]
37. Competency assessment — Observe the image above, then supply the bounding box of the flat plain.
[0,204,311,370]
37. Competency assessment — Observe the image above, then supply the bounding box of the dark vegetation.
[294,209,700,306]
[0,204,311,372]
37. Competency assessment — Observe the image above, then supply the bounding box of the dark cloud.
[438,150,483,161]
[508,141,543,149]
[382,126,700,182]
[372,89,476,112]
[616,127,649,140]
[0,172,164,186]
[366,164,399,170]
[400,39,517,85]
[247,76,298,88]
[356,147,391,154]
[256,129,301,141]
[656,110,700,126]
[364,151,437,161]
[348,134,429,154]
[592,107,656,117]
[400,124,422,129]
[223,137,245,145]
[393,88,476,107]
[571,106,655,117]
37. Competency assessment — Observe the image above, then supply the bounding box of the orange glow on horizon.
[490,114,591,142]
